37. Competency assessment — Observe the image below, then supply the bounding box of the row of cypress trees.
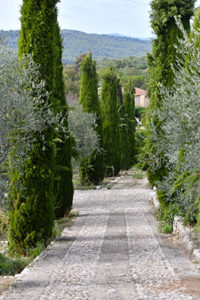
[79,54,136,183]
[8,0,136,254]
[8,0,73,254]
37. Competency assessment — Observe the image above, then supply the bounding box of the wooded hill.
[97,56,148,89]
[0,29,152,63]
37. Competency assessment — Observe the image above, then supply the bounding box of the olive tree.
[151,18,200,225]
[68,105,100,160]
[145,0,195,186]
[0,46,67,253]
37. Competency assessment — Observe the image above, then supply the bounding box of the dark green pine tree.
[53,18,74,218]
[123,79,136,167]
[79,53,104,185]
[145,0,195,186]
[100,67,121,176]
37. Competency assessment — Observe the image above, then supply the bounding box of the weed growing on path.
[158,220,173,234]
[132,173,143,180]
[131,167,144,180]
[54,211,79,236]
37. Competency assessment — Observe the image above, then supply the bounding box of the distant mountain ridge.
[106,33,133,38]
[0,29,152,64]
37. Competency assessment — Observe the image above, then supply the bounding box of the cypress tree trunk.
[100,68,121,176]
[118,81,130,170]
[123,79,136,167]
[119,102,130,170]
[79,53,104,185]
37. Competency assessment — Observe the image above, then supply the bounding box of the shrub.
[0,253,26,276]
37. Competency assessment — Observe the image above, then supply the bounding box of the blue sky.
[1,0,200,38]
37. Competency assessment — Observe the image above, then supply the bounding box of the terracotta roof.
[135,87,147,96]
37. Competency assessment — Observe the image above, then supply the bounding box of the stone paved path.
[1,171,200,299]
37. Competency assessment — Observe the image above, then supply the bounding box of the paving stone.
[1,172,200,299]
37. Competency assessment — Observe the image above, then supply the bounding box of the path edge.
[151,187,200,262]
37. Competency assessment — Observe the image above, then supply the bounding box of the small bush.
[157,201,179,235]
[163,224,173,234]
[0,253,26,276]
[26,241,46,260]
[158,221,173,234]
[54,212,78,236]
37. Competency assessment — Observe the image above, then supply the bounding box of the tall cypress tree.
[100,68,121,176]
[123,79,136,167]
[53,18,74,218]
[145,0,195,186]
[79,53,104,185]
[8,0,73,253]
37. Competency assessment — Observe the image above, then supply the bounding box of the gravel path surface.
[1,171,200,299]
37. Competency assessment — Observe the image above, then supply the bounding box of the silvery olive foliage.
[0,45,67,208]
[155,23,200,171]
[149,19,200,218]
[68,104,100,159]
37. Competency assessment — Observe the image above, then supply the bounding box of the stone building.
[66,87,149,108]
[135,87,149,108]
